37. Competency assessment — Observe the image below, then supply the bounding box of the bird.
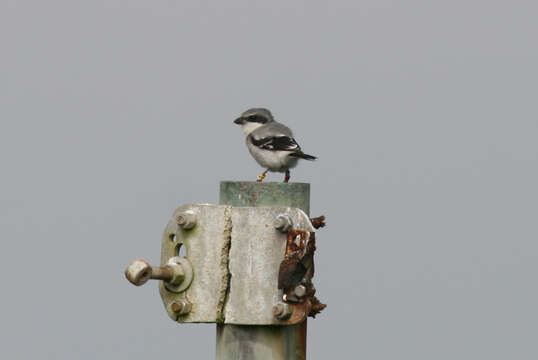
[233,108,317,182]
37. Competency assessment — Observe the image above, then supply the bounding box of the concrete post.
[217,181,310,360]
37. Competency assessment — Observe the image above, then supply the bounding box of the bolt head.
[171,301,183,313]
[274,214,292,232]
[166,262,186,286]
[273,303,292,320]
[163,257,194,293]
[177,210,197,230]
[294,285,307,298]
[171,299,192,315]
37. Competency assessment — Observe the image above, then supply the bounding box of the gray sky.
[1,1,538,359]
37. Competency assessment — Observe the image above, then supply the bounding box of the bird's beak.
[233,117,244,125]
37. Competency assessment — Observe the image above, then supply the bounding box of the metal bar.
[150,266,174,281]
[217,181,310,360]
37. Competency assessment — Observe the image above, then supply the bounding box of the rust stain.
[278,255,306,293]
[309,296,327,318]
[278,230,311,293]
[310,215,326,229]
[277,225,326,322]
[277,229,326,322]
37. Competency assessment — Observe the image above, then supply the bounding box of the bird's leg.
[257,169,269,182]
[284,170,290,183]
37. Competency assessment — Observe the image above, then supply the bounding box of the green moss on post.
[219,181,310,215]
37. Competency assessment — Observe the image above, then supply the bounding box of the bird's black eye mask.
[246,115,268,124]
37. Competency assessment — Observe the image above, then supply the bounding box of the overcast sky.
[1,1,538,359]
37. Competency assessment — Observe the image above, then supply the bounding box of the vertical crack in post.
[216,206,232,322]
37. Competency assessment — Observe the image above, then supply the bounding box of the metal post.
[217,181,310,360]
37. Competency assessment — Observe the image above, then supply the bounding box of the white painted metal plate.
[158,204,314,325]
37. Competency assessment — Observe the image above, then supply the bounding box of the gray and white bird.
[233,108,316,182]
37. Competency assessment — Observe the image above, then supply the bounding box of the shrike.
[233,108,317,182]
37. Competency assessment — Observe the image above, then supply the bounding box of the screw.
[273,303,292,320]
[177,210,197,230]
[274,214,293,232]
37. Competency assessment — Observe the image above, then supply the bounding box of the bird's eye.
[248,115,258,122]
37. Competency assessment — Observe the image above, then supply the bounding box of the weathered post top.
[217,181,311,360]
[220,181,310,215]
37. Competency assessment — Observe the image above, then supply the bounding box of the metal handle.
[125,256,193,293]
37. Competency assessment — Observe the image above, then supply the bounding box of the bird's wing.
[250,135,301,152]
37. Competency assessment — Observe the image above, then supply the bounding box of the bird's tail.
[290,152,317,160]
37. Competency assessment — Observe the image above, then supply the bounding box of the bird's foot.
[284,170,290,183]
[257,172,267,182]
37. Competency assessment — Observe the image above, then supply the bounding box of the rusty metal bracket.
[276,218,327,322]
[125,204,326,325]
